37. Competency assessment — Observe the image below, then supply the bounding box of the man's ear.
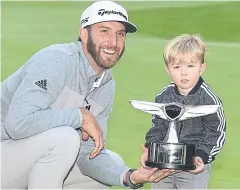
[165,66,171,76]
[200,63,207,76]
[79,28,88,44]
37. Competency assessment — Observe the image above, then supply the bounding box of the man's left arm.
[77,104,130,187]
[77,80,131,187]
[195,104,226,164]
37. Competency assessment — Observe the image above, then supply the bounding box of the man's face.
[86,22,126,69]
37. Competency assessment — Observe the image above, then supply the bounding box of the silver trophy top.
[129,100,221,143]
[129,100,221,121]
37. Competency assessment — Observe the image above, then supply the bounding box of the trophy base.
[147,142,196,171]
[145,161,195,170]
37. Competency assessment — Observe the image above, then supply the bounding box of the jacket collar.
[174,77,204,96]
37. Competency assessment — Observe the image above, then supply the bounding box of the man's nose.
[107,33,117,46]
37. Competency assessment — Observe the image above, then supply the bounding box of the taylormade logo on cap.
[80,1,137,33]
[98,9,127,21]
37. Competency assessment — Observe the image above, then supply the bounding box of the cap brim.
[120,21,137,33]
[83,20,137,33]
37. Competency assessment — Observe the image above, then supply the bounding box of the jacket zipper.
[84,74,96,103]
[178,99,184,142]
[84,76,112,103]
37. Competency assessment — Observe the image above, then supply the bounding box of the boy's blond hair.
[163,34,206,65]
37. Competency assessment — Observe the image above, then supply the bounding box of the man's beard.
[87,33,125,69]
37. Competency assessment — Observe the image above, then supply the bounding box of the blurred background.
[1,1,240,189]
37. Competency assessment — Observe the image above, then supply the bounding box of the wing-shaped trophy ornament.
[130,100,220,170]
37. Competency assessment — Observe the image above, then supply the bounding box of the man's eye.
[118,32,126,37]
[101,30,108,34]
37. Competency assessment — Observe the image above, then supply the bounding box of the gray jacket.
[1,41,129,186]
[145,77,226,164]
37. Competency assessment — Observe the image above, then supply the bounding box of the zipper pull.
[93,77,100,88]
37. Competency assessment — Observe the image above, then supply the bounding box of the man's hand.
[123,144,179,186]
[80,108,104,159]
[129,167,175,184]
[189,156,205,174]
[132,144,181,184]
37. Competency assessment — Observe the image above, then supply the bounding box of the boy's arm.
[196,103,226,164]
[5,49,81,140]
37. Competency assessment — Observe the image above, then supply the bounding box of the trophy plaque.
[129,100,220,170]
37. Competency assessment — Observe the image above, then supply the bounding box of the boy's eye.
[173,66,180,69]
[188,65,194,67]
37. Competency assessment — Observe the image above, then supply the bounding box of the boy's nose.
[181,66,187,76]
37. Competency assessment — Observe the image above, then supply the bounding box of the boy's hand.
[140,145,151,168]
[189,156,205,174]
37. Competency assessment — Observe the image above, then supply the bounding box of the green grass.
[1,1,240,189]
[129,2,240,42]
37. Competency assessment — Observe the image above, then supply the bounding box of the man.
[1,1,172,189]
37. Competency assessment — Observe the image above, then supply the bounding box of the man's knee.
[48,127,80,147]
[42,127,80,158]
[0,127,80,189]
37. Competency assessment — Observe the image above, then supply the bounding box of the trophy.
[129,100,220,170]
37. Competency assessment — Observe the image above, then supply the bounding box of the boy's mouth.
[181,79,189,84]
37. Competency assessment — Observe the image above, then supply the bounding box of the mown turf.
[129,2,240,42]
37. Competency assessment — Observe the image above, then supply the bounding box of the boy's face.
[165,55,206,95]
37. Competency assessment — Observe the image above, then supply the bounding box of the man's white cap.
[80,1,137,33]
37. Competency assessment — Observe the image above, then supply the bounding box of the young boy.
[141,34,226,189]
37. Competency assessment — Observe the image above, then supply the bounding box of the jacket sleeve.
[77,82,129,187]
[195,100,226,164]
[5,48,81,140]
